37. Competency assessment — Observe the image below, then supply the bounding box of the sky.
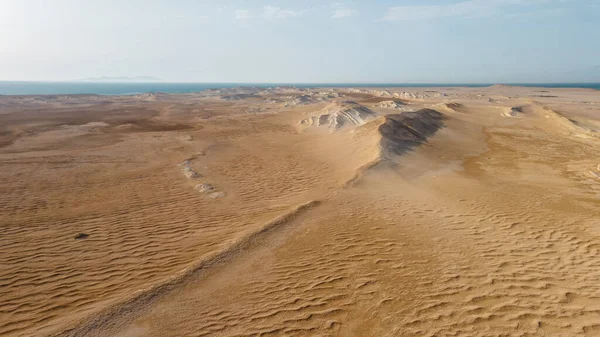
[0,0,599,83]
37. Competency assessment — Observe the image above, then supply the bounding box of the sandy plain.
[1,85,600,337]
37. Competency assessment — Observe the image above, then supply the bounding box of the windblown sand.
[1,86,600,337]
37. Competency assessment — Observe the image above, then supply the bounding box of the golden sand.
[1,86,600,336]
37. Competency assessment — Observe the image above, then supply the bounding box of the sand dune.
[378,109,445,158]
[1,86,600,337]
[436,102,465,112]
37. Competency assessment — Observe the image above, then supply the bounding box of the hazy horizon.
[1,0,599,83]
[2,79,600,85]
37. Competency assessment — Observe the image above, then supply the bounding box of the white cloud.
[263,6,304,19]
[506,7,566,18]
[234,6,305,21]
[332,8,357,19]
[235,9,252,20]
[175,14,209,21]
[382,0,566,21]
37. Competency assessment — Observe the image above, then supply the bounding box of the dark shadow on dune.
[344,109,446,187]
[378,108,446,159]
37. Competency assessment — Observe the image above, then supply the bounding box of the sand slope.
[1,86,600,337]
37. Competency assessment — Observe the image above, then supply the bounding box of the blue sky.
[1,0,599,83]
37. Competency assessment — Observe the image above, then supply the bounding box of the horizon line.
[1,80,600,85]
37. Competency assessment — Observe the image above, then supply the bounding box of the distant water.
[0,81,599,96]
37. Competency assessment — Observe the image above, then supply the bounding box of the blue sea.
[0,81,599,96]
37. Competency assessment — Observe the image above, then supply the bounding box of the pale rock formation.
[502,107,524,117]
[208,191,225,199]
[195,183,215,193]
[376,100,411,111]
[300,101,377,131]
[371,90,393,97]
[394,92,426,100]
[283,95,316,107]
[181,161,202,179]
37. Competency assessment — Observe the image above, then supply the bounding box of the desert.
[1,85,600,337]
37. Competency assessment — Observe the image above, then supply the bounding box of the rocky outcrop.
[283,95,317,107]
[180,159,225,199]
[371,90,393,97]
[376,100,411,111]
[181,160,202,179]
[393,92,426,100]
[502,106,524,117]
[300,101,377,131]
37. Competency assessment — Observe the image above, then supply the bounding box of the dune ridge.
[378,109,445,158]
[56,200,320,337]
[344,108,446,186]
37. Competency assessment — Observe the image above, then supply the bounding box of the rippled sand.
[1,86,600,337]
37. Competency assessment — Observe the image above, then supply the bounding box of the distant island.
[77,76,163,82]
